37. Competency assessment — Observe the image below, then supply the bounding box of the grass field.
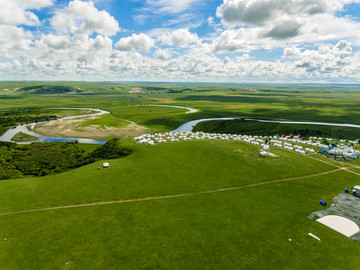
[78,114,130,129]
[10,132,38,142]
[1,83,360,134]
[1,82,360,269]
[0,140,359,269]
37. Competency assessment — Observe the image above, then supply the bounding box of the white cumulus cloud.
[212,0,360,52]
[1,0,360,83]
[0,26,33,55]
[211,28,258,53]
[294,40,355,74]
[159,29,201,46]
[50,0,120,36]
[115,33,154,52]
[283,46,302,58]
[154,48,172,60]
[16,0,54,9]
[145,0,201,14]
[0,0,53,26]
[216,0,341,27]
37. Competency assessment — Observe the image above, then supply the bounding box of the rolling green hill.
[1,82,360,269]
[0,140,359,269]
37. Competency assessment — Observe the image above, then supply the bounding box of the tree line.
[193,119,360,140]
[0,139,131,180]
[0,108,57,129]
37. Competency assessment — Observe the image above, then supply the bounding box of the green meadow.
[0,140,359,269]
[1,82,360,269]
[10,132,37,142]
[2,82,360,133]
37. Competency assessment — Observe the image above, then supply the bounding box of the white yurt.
[102,162,110,168]
[260,151,268,157]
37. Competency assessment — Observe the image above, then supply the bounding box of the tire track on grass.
[0,168,344,216]
[305,155,360,176]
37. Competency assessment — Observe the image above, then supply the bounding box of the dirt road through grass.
[0,168,343,216]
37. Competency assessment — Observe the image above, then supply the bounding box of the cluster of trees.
[167,89,211,93]
[194,119,360,140]
[84,138,131,163]
[0,139,131,180]
[19,85,77,94]
[144,87,167,91]
[0,108,57,129]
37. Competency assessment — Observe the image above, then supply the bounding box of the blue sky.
[1,0,360,83]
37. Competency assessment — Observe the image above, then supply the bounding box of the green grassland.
[0,95,187,132]
[2,82,360,134]
[0,140,359,269]
[1,82,360,269]
[10,132,38,142]
[0,81,129,95]
[174,94,360,125]
[78,114,130,129]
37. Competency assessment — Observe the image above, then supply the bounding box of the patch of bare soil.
[267,152,279,157]
[35,116,148,138]
[129,88,143,93]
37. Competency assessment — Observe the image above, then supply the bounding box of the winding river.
[172,117,360,133]
[1,104,360,144]
[0,108,110,144]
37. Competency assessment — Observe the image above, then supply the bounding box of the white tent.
[102,162,110,168]
[317,215,360,237]
[260,151,268,157]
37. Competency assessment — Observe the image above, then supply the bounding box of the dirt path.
[308,154,360,170]
[305,155,360,177]
[0,168,343,216]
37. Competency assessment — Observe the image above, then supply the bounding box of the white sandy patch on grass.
[129,88,143,93]
[317,215,360,237]
[34,116,148,138]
